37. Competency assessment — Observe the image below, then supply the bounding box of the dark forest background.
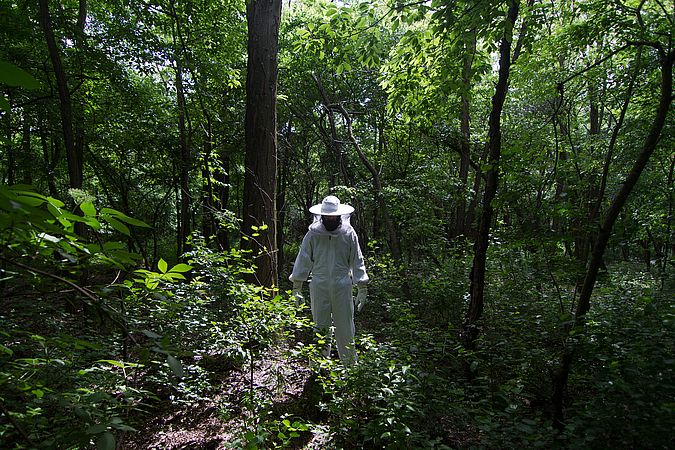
[1,0,673,448]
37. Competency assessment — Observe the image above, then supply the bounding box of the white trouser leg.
[310,281,333,357]
[332,286,357,365]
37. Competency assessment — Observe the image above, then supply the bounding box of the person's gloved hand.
[291,281,304,307]
[354,286,368,312]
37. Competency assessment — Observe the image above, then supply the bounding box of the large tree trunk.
[552,46,673,430]
[461,0,520,352]
[241,0,282,289]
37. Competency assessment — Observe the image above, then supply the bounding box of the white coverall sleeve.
[289,232,313,283]
[350,232,369,286]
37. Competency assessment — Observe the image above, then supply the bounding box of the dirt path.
[123,344,327,449]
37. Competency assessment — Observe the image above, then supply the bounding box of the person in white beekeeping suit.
[289,195,369,365]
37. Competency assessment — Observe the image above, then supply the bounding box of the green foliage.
[0,187,314,448]
[1,0,673,447]
[0,185,145,270]
[0,186,158,448]
[0,60,41,112]
[277,248,672,448]
[560,268,675,448]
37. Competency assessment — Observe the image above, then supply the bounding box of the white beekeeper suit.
[289,196,369,365]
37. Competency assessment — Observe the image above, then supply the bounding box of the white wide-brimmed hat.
[309,195,354,216]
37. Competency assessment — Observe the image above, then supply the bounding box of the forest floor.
[123,333,334,449]
[123,304,390,449]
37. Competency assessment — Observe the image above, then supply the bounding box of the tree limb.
[0,256,127,332]
[0,401,33,447]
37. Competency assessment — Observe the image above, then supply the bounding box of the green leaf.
[118,215,150,227]
[0,61,41,90]
[0,96,8,112]
[105,217,130,236]
[169,263,192,273]
[99,359,126,368]
[110,423,138,432]
[164,273,186,281]
[16,191,48,207]
[97,359,140,369]
[96,432,115,450]
[167,355,184,378]
[103,242,125,251]
[31,389,44,398]
[158,258,168,273]
[100,208,150,227]
[83,216,101,230]
[38,233,61,244]
[80,201,96,216]
[46,196,65,208]
[142,329,161,339]
[74,407,91,421]
[87,424,108,435]
[0,344,13,356]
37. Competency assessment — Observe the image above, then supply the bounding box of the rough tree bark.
[241,0,282,289]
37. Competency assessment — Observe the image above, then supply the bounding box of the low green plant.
[0,185,162,449]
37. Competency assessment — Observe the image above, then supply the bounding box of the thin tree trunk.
[5,93,14,185]
[338,102,401,263]
[73,0,87,190]
[312,74,402,262]
[552,46,673,430]
[461,0,520,351]
[466,145,487,238]
[21,112,32,185]
[39,0,82,191]
[39,119,58,197]
[663,155,674,276]
[175,57,191,259]
[201,118,215,244]
[455,30,476,238]
[277,119,292,279]
[216,151,231,250]
[590,48,642,224]
[241,0,282,289]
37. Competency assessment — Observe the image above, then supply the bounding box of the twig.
[0,256,127,332]
[0,401,34,447]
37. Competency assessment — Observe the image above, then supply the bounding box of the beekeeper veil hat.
[309,196,354,229]
[309,195,354,216]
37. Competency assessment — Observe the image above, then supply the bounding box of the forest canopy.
[1,0,673,448]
